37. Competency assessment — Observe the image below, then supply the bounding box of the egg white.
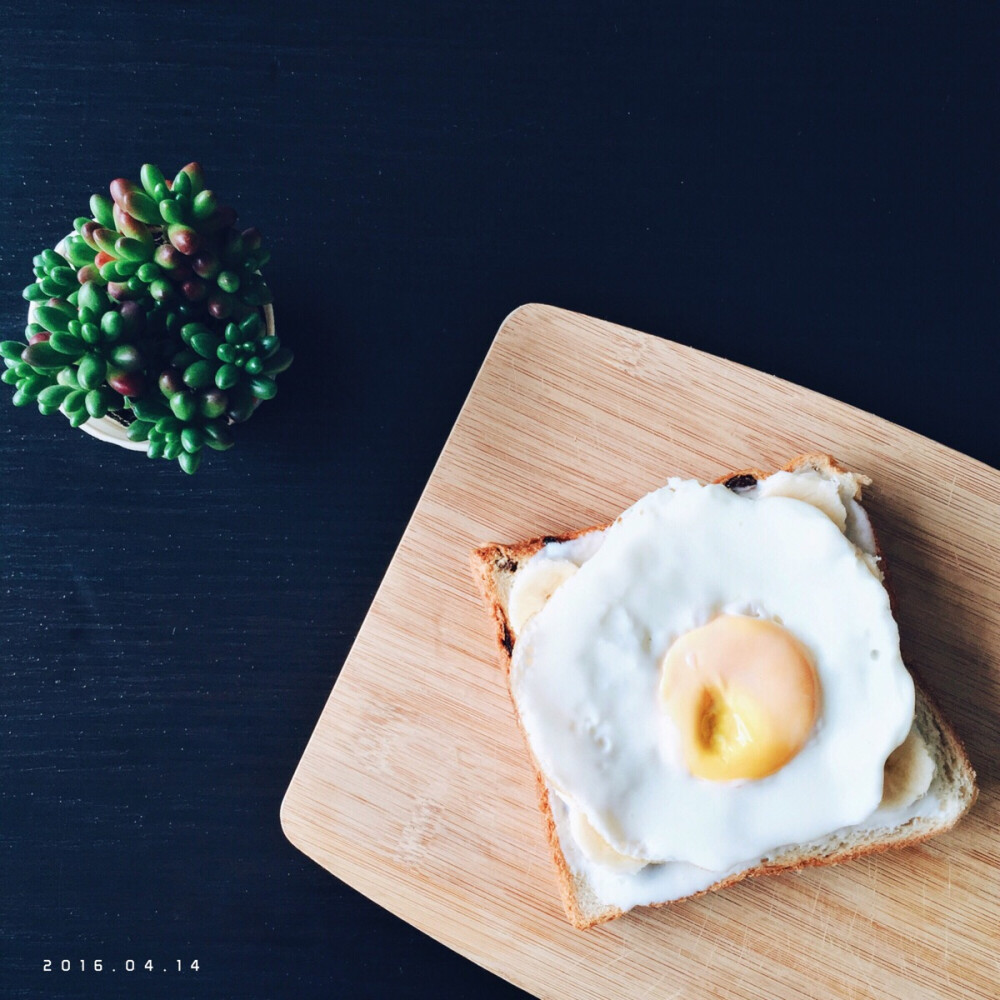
[510,478,915,873]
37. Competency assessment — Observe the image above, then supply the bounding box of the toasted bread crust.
[471,454,977,928]
[470,527,603,662]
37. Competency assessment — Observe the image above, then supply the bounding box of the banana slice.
[881,727,935,810]
[508,558,578,634]
[569,806,648,874]
[755,469,849,532]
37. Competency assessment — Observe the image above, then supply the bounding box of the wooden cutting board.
[281,304,999,1000]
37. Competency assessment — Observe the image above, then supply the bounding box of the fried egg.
[509,475,915,874]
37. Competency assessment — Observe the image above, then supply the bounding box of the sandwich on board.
[472,455,976,929]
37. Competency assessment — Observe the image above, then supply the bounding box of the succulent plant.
[2,162,292,473]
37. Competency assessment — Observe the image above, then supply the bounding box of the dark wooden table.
[2,3,996,998]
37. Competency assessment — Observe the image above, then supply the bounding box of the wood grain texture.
[282,304,999,1000]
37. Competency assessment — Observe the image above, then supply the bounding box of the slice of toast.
[471,455,977,929]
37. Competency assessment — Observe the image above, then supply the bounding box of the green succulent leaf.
[90,194,115,228]
[136,262,162,283]
[110,344,143,372]
[22,341,69,369]
[92,227,119,256]
[189,332,221,359]
[217,270,240,293]
[126,420,152,443]
[21,374,51,398]
[159,199,187,225]
[35,306,69,333]
[140,163,166,198]
[76,264,104,285]
[178,449,202,474]
[122,189,161,225]
[238,314,263,338]
[169,392,198,422]
[64,236,97,267]
[261,347,293,376]
[172,169,193,197]
[171,349,198,370]
[78,222,101,251]
[249,376,277,400]
[180,426,204,453]
[155,415,182,435]
[198,388,228,419]
[77,354,108,390]
[100,312,125,340]
[183,359,217,388]
[37,384,74,408]
[81,322,102,345]
[192,189,217,220]
[78,281,110,316]
[149,279,174,303]
[128,396,171,421]
[63,389,87,415]
[41,249,69,270]
[48,332,85,357]
[222,233,244,264]
[180,162,205,195]
[48,265,77,287]
[99,260,125,282]
[114,236,153,263]
[47,298,77,319]
[180,322,211,346]
[85,389,109,418]
[39,277,70,298]
[167,223,200,255]
[115,209,153,244]
[215,363,240,390]
[225,383,254,422]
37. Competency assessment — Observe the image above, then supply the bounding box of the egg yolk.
[660,615,819,781]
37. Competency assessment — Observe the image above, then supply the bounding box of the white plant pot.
[30,235,274,452]
[79,407,152,451]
